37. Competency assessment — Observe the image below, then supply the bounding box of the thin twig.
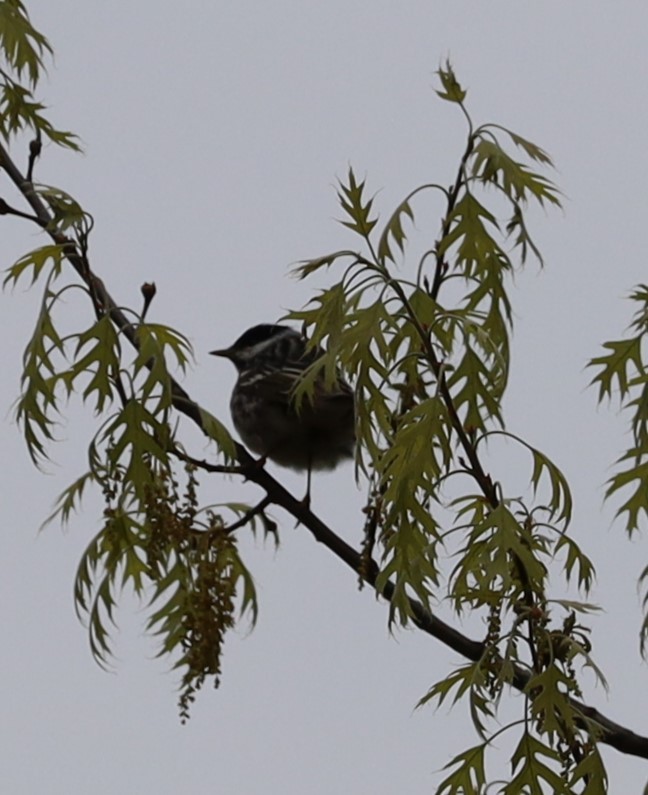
[225,495,272,534]
[0,196,45,225]
[170,446,248,476]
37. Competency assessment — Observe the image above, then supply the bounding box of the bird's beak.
[209,347,232,359]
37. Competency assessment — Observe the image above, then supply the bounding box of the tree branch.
[1,139,647,761]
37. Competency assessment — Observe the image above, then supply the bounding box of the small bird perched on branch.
[210,324,355,502]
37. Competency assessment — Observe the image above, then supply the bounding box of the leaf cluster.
[2,125,244,714]
[424,601,606,793]
[1,31,622,790]
[72,463,258,719]
[0,1,78,149]
[289,63,604,790]
[7,244,252,713]
[589,285,648,654]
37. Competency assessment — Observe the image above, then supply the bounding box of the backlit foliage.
[589,285,648,655]
[1,7,645,790]
[288,64,608,790]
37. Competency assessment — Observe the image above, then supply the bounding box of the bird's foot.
[241,454,268,480]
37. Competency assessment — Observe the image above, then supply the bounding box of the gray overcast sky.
[2,2,648,792]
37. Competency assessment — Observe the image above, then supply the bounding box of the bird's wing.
[250,365,353,413]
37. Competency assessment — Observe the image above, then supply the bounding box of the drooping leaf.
[291,250,358,280]
[504,733,570,795]
[16,288,66,463]
[378,198,414,264]
[472,138,560,206]
[604,451,648,535]
[74,314,121,413]
[0,0,52,86]
[42,470,95,528]
[436,743,486,795]
[3,244,65,288]
[198,408,236,459]
[484,124,554,166]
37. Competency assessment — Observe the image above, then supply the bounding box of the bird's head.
[210,324,303,372]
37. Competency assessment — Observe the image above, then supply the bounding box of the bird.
[210,324,355,502]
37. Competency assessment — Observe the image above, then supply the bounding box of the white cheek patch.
[240,371,269,387]
[245,330,295,361]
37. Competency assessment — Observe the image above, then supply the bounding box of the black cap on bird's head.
[210,324,299,369]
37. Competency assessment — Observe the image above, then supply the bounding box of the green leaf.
[435,61,467,104]
[35,184,88,230]
[0,78,80,148]
[472,138,560,206]
[504,733,569,794]
[450,503,549,608]
[74,315,121,413]
[337,167,378,241]
[291,250,357,280]
[589,336,643,402]
[132,323,193,415]
[529,443,573,527]
[639,565,648,657]
[506,131,553,165]
[377,198,414,264]
[375,511,440,626]
[437,192,501,272]
[418,664,474,710]
[198,408,236,459]
[16,288,66,463]
[74,531,117,667]
[482,431,573,527]
[568,745,608,793]
[446,341,506,432]
[485,124,554,166]
[100,401,171,499]
[289,283,356,381]
[0,0,52,86]
[553,534,595,593]
[506,203,544,266]
[3,244,65,288]
[605,451,648,534]
[525,666,577,735]
[42,471,95,528]
[436,744,486,795]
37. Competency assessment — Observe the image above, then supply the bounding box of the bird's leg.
[253,453,268,468]
[301,450,313,510]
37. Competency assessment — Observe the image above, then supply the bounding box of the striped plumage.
[210,324,355,472]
